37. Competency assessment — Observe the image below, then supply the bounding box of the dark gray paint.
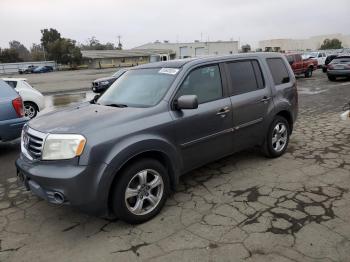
[16,53,298,216]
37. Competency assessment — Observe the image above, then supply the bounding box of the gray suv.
[16,53,298,224]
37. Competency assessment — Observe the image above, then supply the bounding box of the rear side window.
[5,81,17,88]
[266,58,290,85]
[227,60,264,95]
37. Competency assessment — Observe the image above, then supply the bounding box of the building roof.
[81,49,175,59]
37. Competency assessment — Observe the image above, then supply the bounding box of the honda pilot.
[16,53,298,224]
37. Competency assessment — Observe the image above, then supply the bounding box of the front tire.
[24,102,38,119]
[112,158,170,224]
[262,116,290,158]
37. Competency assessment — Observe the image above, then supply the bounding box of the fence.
[0,61,57,75]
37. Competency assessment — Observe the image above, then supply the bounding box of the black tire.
[322,67,327,73]
[262,116,290,158]
[111,158,170,224]
[304,68,313,78]
[328,75,336,81]
[23,102,38,119]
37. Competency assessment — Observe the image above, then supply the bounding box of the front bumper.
[15,155,115,216]
[0,117,28,141]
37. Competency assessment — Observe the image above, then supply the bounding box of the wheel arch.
[106,149,178,214]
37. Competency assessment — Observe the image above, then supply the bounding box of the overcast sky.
[1,0,349,49]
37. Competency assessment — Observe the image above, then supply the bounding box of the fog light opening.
[53,192,65,204]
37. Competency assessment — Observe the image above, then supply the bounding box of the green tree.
[40,28,61,51]
[320,38,343,50]
[0,48,22,63]
[9,40,31,61]
[30,44,46,61]
[80,36,115,50]
[47,38,82,65]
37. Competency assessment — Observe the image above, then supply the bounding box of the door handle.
[216,106,230,116]
[260,96,271,103]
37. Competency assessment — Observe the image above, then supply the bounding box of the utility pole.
[117,35,122,50]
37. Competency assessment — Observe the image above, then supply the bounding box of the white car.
[2,78,45,118]
[303,51,327,67]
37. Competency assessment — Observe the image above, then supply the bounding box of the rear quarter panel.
[0,80,19,121]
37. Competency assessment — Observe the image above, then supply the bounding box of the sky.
[1,0,349,50]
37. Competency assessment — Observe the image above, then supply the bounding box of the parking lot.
[0,70,350,261]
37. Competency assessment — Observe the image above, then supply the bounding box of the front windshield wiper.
[105,103,128,108]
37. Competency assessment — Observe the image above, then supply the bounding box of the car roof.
[1,78,27,82]
[133,52,285,69]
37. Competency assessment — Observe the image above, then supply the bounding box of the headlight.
[42,134,86,160]
[100,81,110,85]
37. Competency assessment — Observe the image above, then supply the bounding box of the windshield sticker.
[159,68,179,75]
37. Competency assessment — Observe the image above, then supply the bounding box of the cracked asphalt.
[0,70,350,262]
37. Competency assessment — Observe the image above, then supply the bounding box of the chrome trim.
[234,118,263,131]
[180,128,234,148]
[21,126,47,161]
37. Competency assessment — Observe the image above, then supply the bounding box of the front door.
[170,64,233,172]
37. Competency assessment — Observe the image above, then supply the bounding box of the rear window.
[331,57,350,63]
[227,60,265,95]
[5,81,17,88]
[266,58,290,85]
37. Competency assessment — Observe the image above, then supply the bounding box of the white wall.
[259,34,350,51]
[134,41,239,59]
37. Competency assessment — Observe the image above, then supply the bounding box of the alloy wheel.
[124,169,164,216]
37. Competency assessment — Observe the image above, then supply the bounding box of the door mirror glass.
[176,95,198,110]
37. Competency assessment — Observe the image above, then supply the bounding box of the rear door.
[171,64,234,172]
[225,59,273,151]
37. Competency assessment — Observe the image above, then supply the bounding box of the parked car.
[285,53,316,77]
[322,54,338,73]
[92,68,128,93]
[16,53,298,224]
[2,78,45,118]
[0,80,28,142]
[33,66,54,73]
[18,65,38,74]
[327,55,350,81]
[304,51,327,67]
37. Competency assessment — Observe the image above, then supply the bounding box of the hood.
[93,76,116,83]
[28,102,149,134]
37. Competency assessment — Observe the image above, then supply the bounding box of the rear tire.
[262,116,290,158]
[304,68,313,78]
[111,158,170,224]
[328,75,336,81]
[24,102,38,119]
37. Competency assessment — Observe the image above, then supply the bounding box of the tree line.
[0,28,122,65]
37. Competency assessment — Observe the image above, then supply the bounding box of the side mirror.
[91,94,100,104]
[175,95,198,110]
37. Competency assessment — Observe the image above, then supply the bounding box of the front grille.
[23,127,46,160]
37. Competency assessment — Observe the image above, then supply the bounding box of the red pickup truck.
[285,53,317,78]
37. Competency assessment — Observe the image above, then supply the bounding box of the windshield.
[306,52,318,58]
[97,68,178,107]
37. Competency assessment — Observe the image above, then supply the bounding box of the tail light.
[328,64,334,70]
[12,97,24,117]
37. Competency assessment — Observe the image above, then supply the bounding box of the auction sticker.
[159,68,179,75]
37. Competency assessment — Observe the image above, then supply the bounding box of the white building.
[259,34,350,51]
[134,40,239,59]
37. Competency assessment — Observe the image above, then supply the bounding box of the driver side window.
[177,65,223,104]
